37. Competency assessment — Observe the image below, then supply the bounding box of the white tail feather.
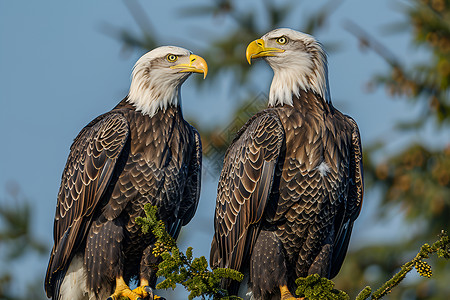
[59,255,110,300]
[59,255,89,300]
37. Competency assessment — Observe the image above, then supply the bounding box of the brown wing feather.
[166,126,202,239]
[330,115,363,278]
[45,113,129,296]
[210,112,284,276]
[346,116,364,220]
[180,126,202,225]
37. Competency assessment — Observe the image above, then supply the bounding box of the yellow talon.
[131,285,150,298]
[107,277,144,300]
[133,278,159,299]
[107,277,165,300]
[280,285,304,300]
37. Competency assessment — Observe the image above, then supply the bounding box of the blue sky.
[0,0,431,297]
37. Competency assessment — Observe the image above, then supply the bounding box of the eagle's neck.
[127,66,184,117]
[268,50,331,108]
[127,86,180,118]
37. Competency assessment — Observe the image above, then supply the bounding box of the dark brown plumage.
[210,29,363,299]
[45,46,207,300]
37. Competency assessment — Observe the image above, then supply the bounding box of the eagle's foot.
[132,285,166,300]
[280,285,304,300]
[107,286,141,300]
[107,276,161,300]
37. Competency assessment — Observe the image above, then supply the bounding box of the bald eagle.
[210,28,364,299]
[45,46,207,300]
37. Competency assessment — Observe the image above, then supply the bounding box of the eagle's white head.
[127,46,208,117]
[246,28,330,107]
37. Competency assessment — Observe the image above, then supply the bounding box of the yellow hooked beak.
[171,54,208,79]
[246,39,285,64]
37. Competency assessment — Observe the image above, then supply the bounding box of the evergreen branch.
[136,204,448,300]
[355,287,372,300]
[136,204,243,300]
[294,231,449,300]
[370,230,449,299]
[295,274,349,300]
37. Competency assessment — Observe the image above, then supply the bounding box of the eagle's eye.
[276,36,287,45]
[166,54,178,62]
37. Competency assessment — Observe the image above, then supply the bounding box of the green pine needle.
[294,231,449,300]
[295,274,349,300]
[355,287,372,300]
[136,204,243,299]
[370,231,449,300]
[137,205,448,300]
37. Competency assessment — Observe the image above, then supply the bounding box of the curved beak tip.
[190,54,208,79]
[245,39,264,65]
[201,65,208,79]
[246,53,252,65]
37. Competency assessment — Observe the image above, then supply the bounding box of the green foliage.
[368,231,449,300]
[295,274,349,300]
[136,204,243,300]
[137,203,449,300]
[295,232,449,300]
[354,287,372,300]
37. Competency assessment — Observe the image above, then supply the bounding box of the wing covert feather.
[347,116,364,220]
[211,112,284,273]
[330,115,363,278]
[167,126,202,239]
[45,113,129,295]
[180,127,202,226]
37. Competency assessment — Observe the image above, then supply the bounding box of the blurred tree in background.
[1,0,448,299]
[0,182,48,300]
[111,0,450,299]
[338,0,450,298]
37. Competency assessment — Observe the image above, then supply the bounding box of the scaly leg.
[131,278,165,300]
[131,278,150,299]
[107,276,149,300]
[136,244,166,299]
[280,285,304,300]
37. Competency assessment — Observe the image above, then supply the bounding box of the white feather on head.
[260,28,331,107]
[127,46,192,117]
